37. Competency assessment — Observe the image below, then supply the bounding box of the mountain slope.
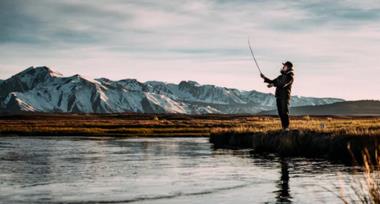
[0,66,344,114]
[259,100,380,116]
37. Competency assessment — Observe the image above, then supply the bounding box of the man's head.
[281,61,293,73]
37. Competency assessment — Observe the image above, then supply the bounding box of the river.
[0,137,365,203]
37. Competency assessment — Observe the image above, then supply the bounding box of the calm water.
[0,137,364,203]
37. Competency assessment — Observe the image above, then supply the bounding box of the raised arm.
[261,73,274,84]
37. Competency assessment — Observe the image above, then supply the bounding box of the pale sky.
[1,0,379,100]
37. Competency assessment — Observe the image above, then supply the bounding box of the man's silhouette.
[261,61,294,130]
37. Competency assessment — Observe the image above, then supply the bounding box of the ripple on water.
[0,137,366,203]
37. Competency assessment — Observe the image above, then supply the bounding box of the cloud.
[0,0,379,100]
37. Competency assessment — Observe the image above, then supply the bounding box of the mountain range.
[0,66,344,114]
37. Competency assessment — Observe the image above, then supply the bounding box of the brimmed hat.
[282,61,293,69]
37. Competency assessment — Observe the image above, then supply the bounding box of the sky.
[0,0,379,100]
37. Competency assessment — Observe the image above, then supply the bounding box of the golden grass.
[338,146,380,203]
[0,114,250,137]
[211,117,380,137]
[0,114,379,137]
[209,116,380,164]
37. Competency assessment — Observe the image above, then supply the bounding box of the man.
[261,61,294,130]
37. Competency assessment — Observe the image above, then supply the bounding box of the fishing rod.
[248,38,263,75]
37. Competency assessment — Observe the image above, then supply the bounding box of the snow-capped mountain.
[0,66,344,114]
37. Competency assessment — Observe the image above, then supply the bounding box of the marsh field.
[0,113,379,137]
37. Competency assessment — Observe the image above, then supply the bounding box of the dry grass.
[339,146,380,204]
[0,114,379,137]
[0,114,262,137]
[211,116,380,137]
[209,115,380,163]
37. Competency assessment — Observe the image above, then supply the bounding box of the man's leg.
[281,98,290,129]
[276,98,286,129]
[277,98,290,129]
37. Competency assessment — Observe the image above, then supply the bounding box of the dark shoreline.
[210,130,380,164]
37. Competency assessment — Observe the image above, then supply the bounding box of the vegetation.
[0,114,379,138]
[338,147,380,204]
[0,113,264,137]
[209,116,380,163]
[211,116,380,136]
[1,113,380,162]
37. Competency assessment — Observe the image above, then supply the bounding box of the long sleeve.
[273,74,293,88]
[263,76,274,84]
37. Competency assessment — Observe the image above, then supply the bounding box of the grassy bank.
[0,114,379,138]
[1,113,380,162]
[210,116,380,163]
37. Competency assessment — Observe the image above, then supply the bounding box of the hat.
[282,61,293,69]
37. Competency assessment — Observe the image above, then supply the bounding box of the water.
[0,137,365,203]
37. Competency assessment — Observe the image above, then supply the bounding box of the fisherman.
[260,61,294,131]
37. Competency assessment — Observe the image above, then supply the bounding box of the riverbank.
[1,114,380,163]
[210,116,380,163]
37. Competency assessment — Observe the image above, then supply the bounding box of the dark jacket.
[264,69,294,99]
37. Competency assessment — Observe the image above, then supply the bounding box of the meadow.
[0,114,379,137]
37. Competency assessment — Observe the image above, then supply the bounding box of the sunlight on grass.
[0,115,379,137]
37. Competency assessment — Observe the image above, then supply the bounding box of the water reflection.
[275,158,292,203]
[0,137,360,203]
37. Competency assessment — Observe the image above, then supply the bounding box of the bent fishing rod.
[248,38,263,75]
